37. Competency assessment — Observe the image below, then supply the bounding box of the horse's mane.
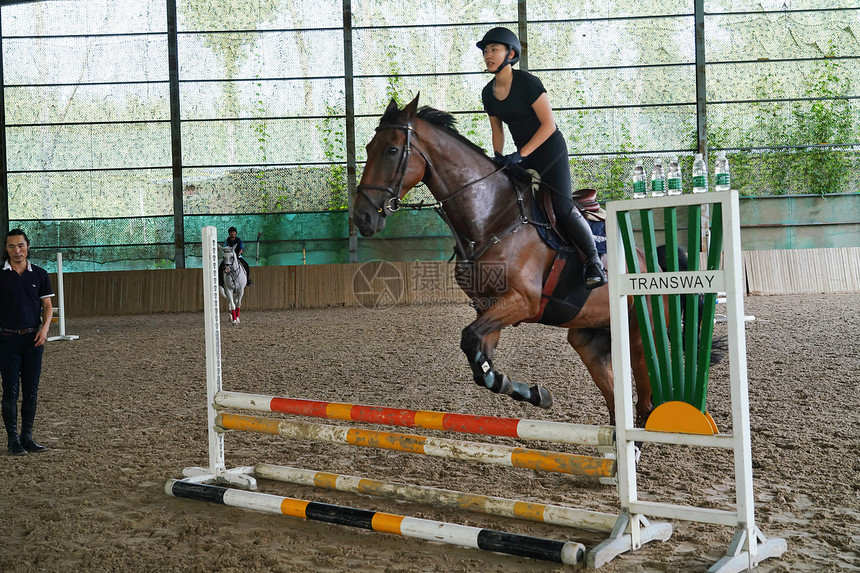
[417,107,487,155]
[380,103,487,156]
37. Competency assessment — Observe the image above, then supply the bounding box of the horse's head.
[221,246,235,264]
[353,94,429,237]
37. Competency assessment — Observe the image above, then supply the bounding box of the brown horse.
[353,95,654,425]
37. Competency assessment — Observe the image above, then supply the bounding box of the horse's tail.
[655,244,690,274]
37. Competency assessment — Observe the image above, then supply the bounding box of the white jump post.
[603,190,786,573]
[169,225,678,568]
[47,252,79,342]
[182,226,256,489]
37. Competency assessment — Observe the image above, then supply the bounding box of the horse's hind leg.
[460,315,552,408]
[567,327,616,425]
[628,318,654,426]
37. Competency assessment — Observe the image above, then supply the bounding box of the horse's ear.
[403,93,420,120]
[381,98,401,124]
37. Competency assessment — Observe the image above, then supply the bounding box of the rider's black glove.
[495,151,523,169]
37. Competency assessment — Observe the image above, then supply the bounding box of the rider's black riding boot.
[242,259,254,286]
[2,398,26,455]
[558,205,608,290]
[19,397,46,453]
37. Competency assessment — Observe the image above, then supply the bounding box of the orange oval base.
[645,401,718,435]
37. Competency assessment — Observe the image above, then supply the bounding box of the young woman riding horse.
[352,35,658,426]
[478,27,606,290]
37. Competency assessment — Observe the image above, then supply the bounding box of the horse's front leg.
[235,288,244,322]
[225,290,238,323]
[459,310,553,409]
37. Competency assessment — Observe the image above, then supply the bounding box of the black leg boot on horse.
[2,398,26,455]
[558,205,607,290]
[460,323,553,408]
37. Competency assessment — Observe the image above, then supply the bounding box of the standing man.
[0,229,53,455]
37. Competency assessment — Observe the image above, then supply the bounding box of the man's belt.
[0,327,39,335]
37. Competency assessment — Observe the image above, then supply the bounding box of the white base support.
[182,465,257,490]
[47,334,79,341]
[715,314,755,324]
[588,511,673,569]
[48,253,79,342]
[707,527,787,573]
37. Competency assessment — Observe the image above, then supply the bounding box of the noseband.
[357,123,431,214]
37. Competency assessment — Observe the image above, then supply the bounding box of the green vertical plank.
[618,211,641,273]
[683,205,702,404]
[694,203,724,411]
[663,207,684,402]
[618,211,663,407]
[639,209,672,405]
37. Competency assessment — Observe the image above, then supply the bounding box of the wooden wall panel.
[744,247,860,295]
[50,249,854,317]
[51,262,469,317]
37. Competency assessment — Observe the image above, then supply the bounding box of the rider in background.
[477,27,607,289]
[223,227,253,286]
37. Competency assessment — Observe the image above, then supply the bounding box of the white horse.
[219,247,247,325]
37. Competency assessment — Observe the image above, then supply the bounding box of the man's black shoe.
[20,434,47,453]
[8,436,26,456]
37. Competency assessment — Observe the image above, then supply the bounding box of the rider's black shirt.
[481,70,571,199]
[225,236,244,255]
[481,70,551,150]
[0,261,53,330]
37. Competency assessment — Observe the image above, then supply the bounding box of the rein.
[358,122,506,215]
[358,120,544,262]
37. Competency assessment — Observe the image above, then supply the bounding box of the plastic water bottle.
[715,150,730,192]
[650,158,665,197]
[632,159,647,199]
[667,156,682,196]
[692,153,708,194]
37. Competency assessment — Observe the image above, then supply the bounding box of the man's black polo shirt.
[0,261,54,330]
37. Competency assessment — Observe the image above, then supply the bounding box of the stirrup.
[584,261,607,290]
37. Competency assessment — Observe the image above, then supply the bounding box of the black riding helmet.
[476,27,521,71]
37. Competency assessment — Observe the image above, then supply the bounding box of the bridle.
[356,123,432,215]
[222,249,244,291]
[356,119,531,262]
[357,121,507,215]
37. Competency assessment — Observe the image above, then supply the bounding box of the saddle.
[524,169,606,232]
[515,170,608,326]
[519,169,607,254]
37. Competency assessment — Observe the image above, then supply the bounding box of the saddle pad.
[522,247,591,326]
[522,191,608,326]
[530,196,607,256]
